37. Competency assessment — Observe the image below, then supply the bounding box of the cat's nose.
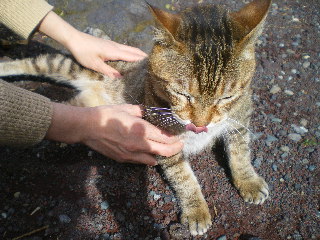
[185,123,208,134]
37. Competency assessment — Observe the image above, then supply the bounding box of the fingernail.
[113,72,122,78]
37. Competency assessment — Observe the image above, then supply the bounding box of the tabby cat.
[0,0,271,235]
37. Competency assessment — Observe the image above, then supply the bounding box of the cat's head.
[147,0,271,133]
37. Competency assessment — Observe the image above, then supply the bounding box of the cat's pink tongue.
[185,123,208,134]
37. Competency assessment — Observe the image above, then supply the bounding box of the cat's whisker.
[226,123,251,145]
[226,117,254,136]
[224,128,241,155]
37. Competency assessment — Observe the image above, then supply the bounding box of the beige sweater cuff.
[0,0,53,39]
[0,80,53,147]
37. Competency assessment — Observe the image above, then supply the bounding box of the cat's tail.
[0,54,106,87]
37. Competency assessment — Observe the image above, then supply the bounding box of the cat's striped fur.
[0,0,271,235]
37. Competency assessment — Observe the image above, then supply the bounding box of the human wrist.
[45,102,90,144]
[38,11,80,51]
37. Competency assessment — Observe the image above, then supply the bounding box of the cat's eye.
[217,95,234,104]
[221,96,233,100]
[177,92,192,102]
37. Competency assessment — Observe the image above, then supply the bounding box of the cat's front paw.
[235,176,269,204]
[181,201,212,236]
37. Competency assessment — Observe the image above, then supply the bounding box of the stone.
[59,214,71,224]
[253,157,263,168]
[291,69,297,74]
[217,235,227,240]
[270,85,281,94]
[100,201,109,210]
[302,62,310,68]
[272,118,282,123]
[300,119,308,126]
[308,165,316,171]
[272,164,278,171]
[284,90,294,96]
[266,135,278,146]
[280,146,290,152]
[291,124,308,134]
[14,192,20,198]
[288,133,302,142]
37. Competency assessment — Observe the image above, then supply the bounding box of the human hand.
[46,103,183,166]
[66,31,147,78]
[38,12,147,78]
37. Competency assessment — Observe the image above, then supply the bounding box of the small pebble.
[266,135,278,146]
[292,233,303,240]
[302,159,309,165]
[303,62,310,68]
[292,16,300,22]
[280,146,290,152]
[153,193,161,201]
[284,90,294,96]
[270,85,281,94]
[14,192,20,198]
[272,164,278,171]
[302,54,310,60]
[300,119,308,126]
[308,165,316,171]
[100,201,109,210]
[253,157,263,168]
[291,124,308,134]
[272,118,282,123]
[288,133,302,141]
[291,69,297,74]
[59,214,71,224]
[217,235,227,240]
[100,233,111,240]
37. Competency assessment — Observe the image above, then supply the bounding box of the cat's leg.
[226,126,269,204]
[158,153,212,236]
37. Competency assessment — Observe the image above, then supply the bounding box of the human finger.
[145,140,183,157]
[94,60,121,78]
[143,122,182,145]
[117,43,148,58]
[119,153,158,166]
[115,104,143,118]
[112,49,147,62]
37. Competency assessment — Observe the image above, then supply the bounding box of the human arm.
[0,80,52,146]
[38,11,147,78]
[46,103,183,166]
[0,0,147,78]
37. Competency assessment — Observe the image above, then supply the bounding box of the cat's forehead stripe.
[179,6,234,96]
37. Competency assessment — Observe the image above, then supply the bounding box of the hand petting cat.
[46,103,183,166]
[39,11,147,79]
[38,11,182,164]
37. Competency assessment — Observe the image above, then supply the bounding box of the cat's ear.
[230,0,271,45]
[147,3,181,45]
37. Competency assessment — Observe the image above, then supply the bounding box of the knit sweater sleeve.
[0,0,53,39]
[0,80,53,147]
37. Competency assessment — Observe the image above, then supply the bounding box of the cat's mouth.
[185,123,208,134]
